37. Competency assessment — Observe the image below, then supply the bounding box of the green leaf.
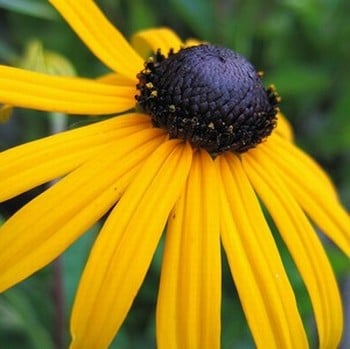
[170,0,215,41]
[0,40,19,64]
[18,40,76,76]
[1,289,54,349]
[128,0,156,33]
[267,63,330,97]
[0,0,58,20]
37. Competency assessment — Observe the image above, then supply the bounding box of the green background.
[0,0,349,348]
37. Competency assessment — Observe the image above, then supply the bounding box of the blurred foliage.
[18,39,76,76]
[0,0,349,348]
[0,0,57,20]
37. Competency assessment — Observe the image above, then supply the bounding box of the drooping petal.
[70,140,192,349]
[157,149,221,349]
[243,150,343,348]
[267,133,337,197]
[0,65,136,114]
[0,114,151,201]
[132,28,183,58]
[217,152,308,349]
[49,0,143,80]
[0,127,166,292]
[261,135,350,255]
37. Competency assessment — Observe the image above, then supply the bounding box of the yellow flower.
[0,1,349,348]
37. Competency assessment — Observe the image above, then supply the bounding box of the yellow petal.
[131,27,183,58]
[267,133,337,197]
[217,152,308,349]
[261,135,350,255]
[157,150,221,349]
[0,65,136,115]
[279,177,350,256]
[49,0,143,79]
[183,38,203,48]
[0,104,13,123]
[0,113,151,201]
[0,127,166,292]
[243,150,343,348]
[275,112,294,141]
[70,140,192,349]
[98,72,136,86]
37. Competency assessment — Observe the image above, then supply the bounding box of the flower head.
[0,1,349,348]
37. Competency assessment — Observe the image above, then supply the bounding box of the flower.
[0,0,349,348]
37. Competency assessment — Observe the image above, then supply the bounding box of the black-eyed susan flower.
[0,0,349,348]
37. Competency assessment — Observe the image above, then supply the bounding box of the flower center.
[135,44,280,155]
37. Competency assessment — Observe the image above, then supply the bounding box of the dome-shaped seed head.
[136,44,280,156]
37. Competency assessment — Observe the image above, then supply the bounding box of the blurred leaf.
[217,1,262,57]
[332,84,350,124]
[0,298,22,329]
[0,0,58,20]
[0,40,19,64]
[170,0,215,41]
[283,0,323,25]
[1,289,54,349]
[267,64,330,97]
[128,0,156,33]
[326,246,350,276]
[311,82,350,156]
[18,40,76,76]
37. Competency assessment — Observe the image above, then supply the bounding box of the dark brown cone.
[136,44,279,155]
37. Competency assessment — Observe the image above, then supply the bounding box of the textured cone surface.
[136,44,279,155]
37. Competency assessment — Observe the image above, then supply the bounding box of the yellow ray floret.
[0,65,136,114]
[0,114,151,201]
[243,151,343,348]
[70,140,192,349]
[157,149,221,349]
[218,153,308,349]
[132,28,184,58]
[0,127,166,292]
[49,0,143,79]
